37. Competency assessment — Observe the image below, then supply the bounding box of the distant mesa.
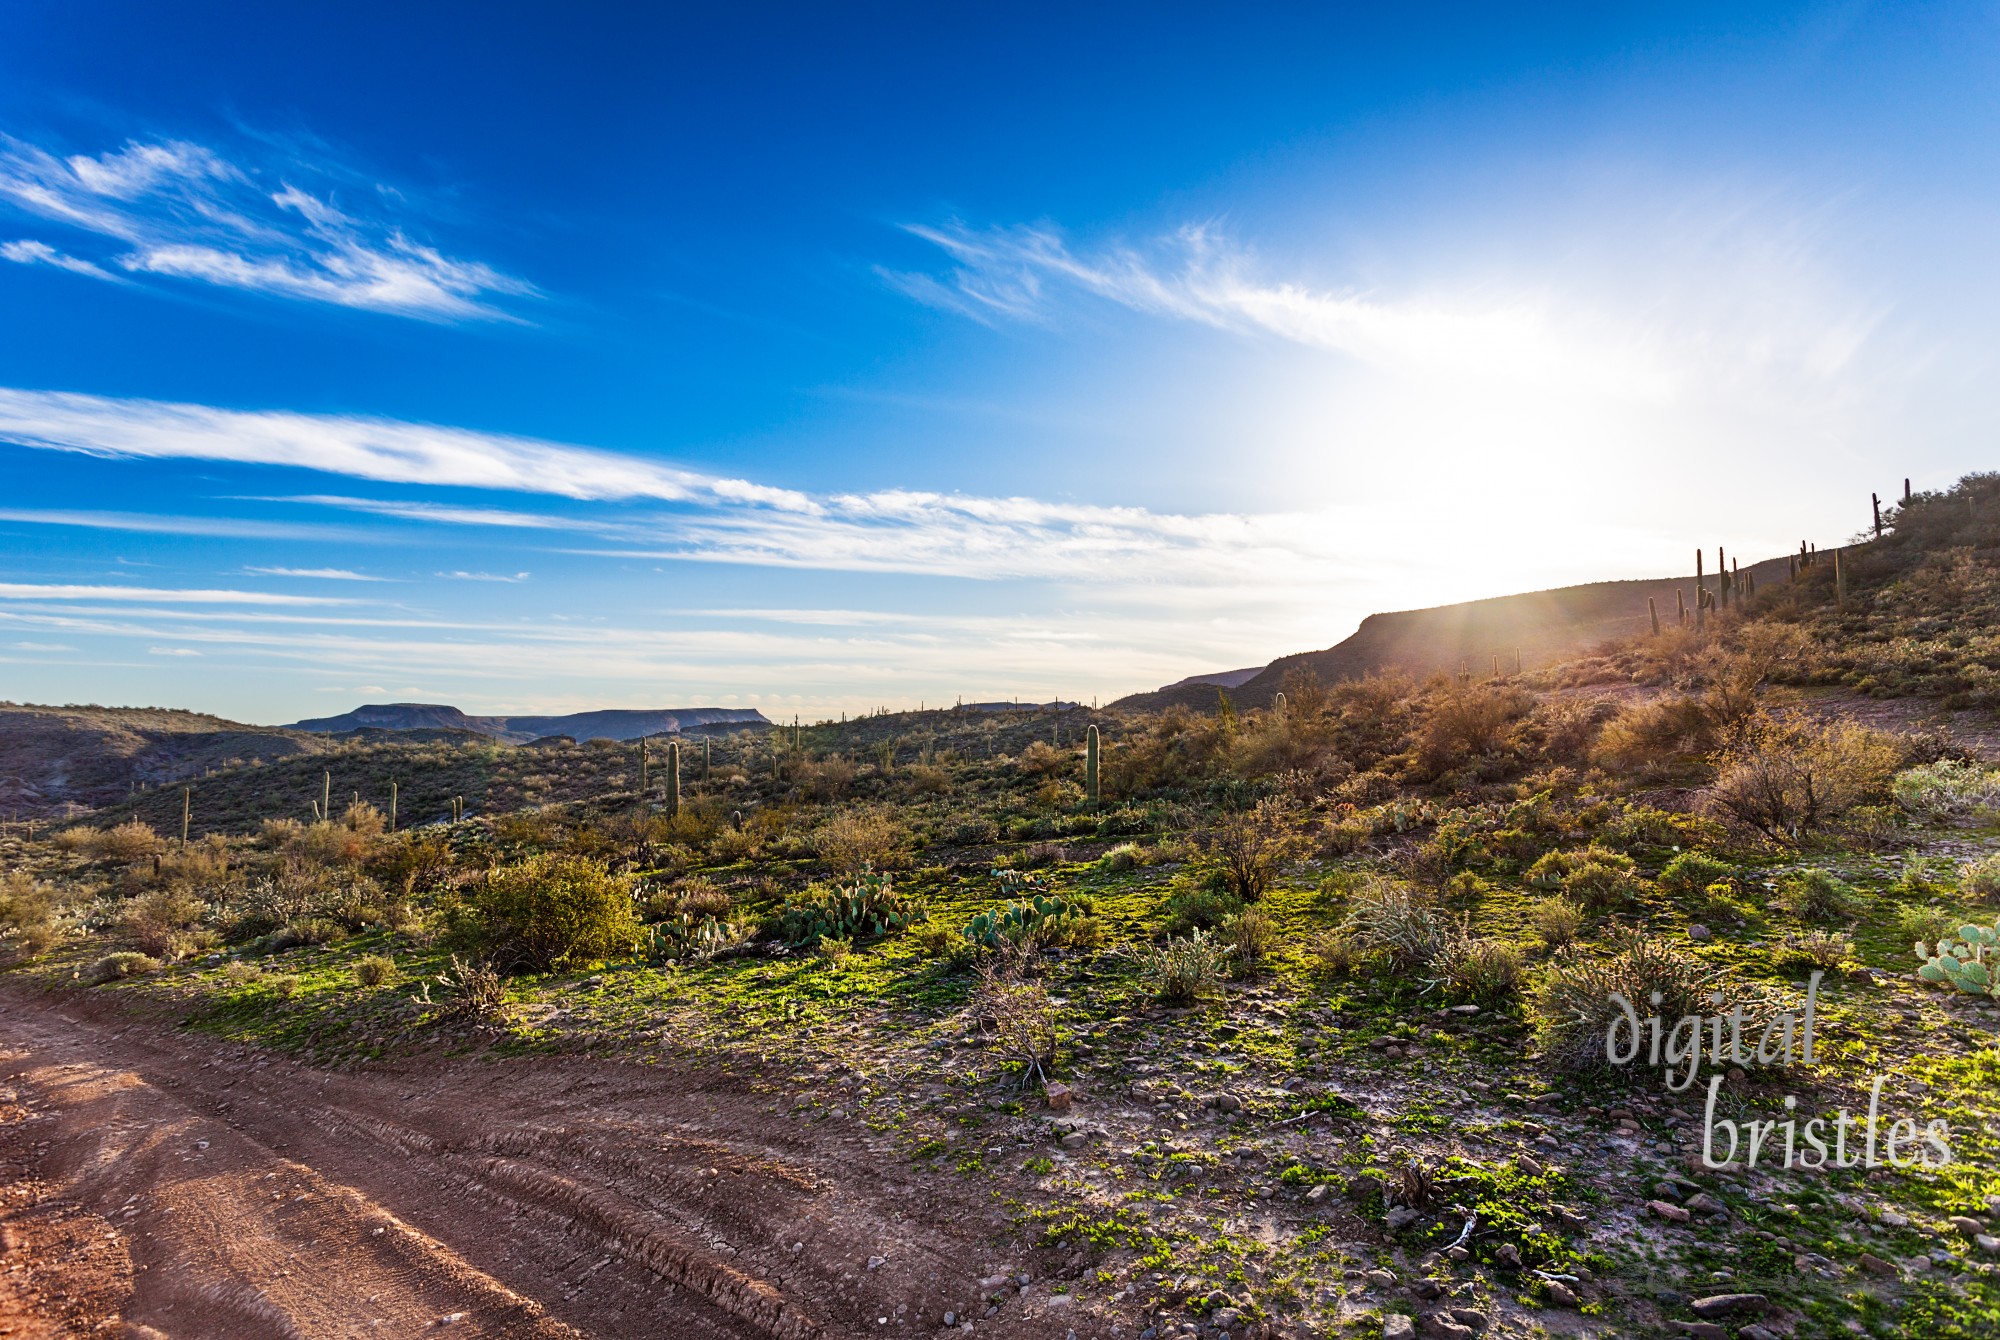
[1155,666,1265,693]
[286,703,769,743]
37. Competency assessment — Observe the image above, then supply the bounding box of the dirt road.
[0,989,1062,1338]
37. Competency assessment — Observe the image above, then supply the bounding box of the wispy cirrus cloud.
[244,566,387,581]
[0,133,533,321]
[439,570,530,583]
[0,582,351,606]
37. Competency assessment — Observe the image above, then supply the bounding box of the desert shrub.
[1962,853,2000,903]
[912,920,961,958]
[1161,878,1244,935]
[1528,896,1585,950]
[774,873,919,948]
[972,964,1060,1085]
[945,817,1000,846]
[1205,797,1307,901]
[1098,842,1143,872]
[1015,740,1067,777]
[1411,682,1533,779]
[123,887,208,958]
[228,866,371,942]
[1593,696,1719,779]
[1708,716,1900,840]
[811,807,908,873]
[1222,908,1278,973]
[1428,935,1525,1004]
[1129,928,1229,1003]
[639,875,734,923]
[1532,933,1744,1074]
[795,754,857,800]
[1779,869,1858,922]
[95,820,163,863]
[1564,859,1643,911]
[1602,806,1726,851]
[474,854,640,973]
[1893,759,2000,822]
[1780,928,1855,972]
[1309,928,1361,975]
[0,871,58,958]
[1016,840,1068,868]
[83,951,160,985]
[422,954,505,1022]
[1657,851,1735,901]
[1342,880,1453,972]
[901,762,951,796]
[352,954,398,987]
[1330,770,1400,808]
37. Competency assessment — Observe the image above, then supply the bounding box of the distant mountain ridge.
[1115,558,1793,713]
[1157,666,1265,692]
[286,703,769,743]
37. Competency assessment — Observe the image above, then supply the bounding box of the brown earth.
[0,988,1071,1339]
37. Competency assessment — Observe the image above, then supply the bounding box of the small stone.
[1544,1281,1579,1308]
[1653,1181,1685,1202]
[1305,1184,1329,1203]
[1516,1154,1544,1176]
[1494,1244,1522,1268]
[1977,1234,2000,1256]
[867,1256,885,1270]
[1386,1207,1423,1232]
[1448,1308,1488,1330]
[1444,1246,1470,1261]
[1212,1306,1240,1326]
[1419,1315,1475,1340]
[1672,1325,1724,1340]
[1365,1269,1398,1288]
[944,1313,956,1327]
[1949,1216,1984,1237]
[1059,1132,1088,1149]
[1688,924,1713,942]
[1738,1327,1780,1340]
[1383,1318,1417,1340]
[1043,1293,1073,1309]
[1690,1294,1766,1320]
[1857,1254,1898,1277]
[1650,1200,1692,1223]
[1348,1174,1384,1198]
[1413,1279,1445,1300]
[1879,1209,1908,1227]
[1212,1093,1244,1113]
[1686,1193,1725,1215]
[1044,1082,1073,1111]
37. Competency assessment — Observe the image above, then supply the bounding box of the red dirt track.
[0,989,1059,1338]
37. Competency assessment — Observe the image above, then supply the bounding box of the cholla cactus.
[1916,918,2000,998]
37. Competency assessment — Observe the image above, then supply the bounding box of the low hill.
[0,705,327,818]
[1116,556,1793,712]
[286,703,769,743]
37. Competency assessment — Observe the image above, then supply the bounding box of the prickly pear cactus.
[1915,918,2000,998]
[775,874,919,948]
[963,894,1076,949]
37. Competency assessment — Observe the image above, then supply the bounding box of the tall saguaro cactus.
[181,787,190,848]
[1085,724,1100,812]
[322,771,331,825]
[703,738,712,782]
[390,781,398,833]
[667,741,682,818]
[1694,549,1705,632]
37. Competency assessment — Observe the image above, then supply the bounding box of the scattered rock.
[1044,1082,1072,1111]
[867,1255,885,1271]
[1690,1293,1766,1320]
[1420,1314,1476,1340]
[1688,924,1714,942]
[1348,1174,1385,1198]
[1448,1307,1488,1330]
[1653,1181,1685,1202]
[1948,1216,1985,1237]
[1671,1325,1725,1340]
[1879,1209,1909,1227]
[1386,1207,1423,1232]
[1976,1234,2000,1256]
[1857,1253,1899,1278]
[1494,1244,1522,1269]
[1059,1132,1088,1149]
[1650,1200,1692,1223]
[1738,1327,1781,1340]
[1516,1154,1544,1176]
[1544,1281,1579,1308]
[1305,1183,1330,1203]
[1365,1269,1398,1289]
[1383,1318,1417,1340]
[1414,1279,1446,1300]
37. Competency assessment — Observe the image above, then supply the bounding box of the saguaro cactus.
[181,787,190,848]
[322,771,331,824]
[1086,724,1100,811]
[1694,549,1705,632]
[703,738,712,782]
[667,741,682,818]
[1834,547,1846,611]
[390,781,398,833]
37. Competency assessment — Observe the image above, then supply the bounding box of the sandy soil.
[0,989,1068,1339]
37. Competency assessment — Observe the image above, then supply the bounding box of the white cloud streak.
[244,566,386,581]
[0,583,351,605]
[0,134,533,321]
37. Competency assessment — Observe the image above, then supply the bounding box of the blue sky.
[2,2,1997,722]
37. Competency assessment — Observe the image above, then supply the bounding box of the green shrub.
[1779,869,1858,922]
[1709,716,1900,840]
[1780,928,1854,972]
[1428,935,1525,1004]
[1657,851,1735,902]
[1532,933,1747,1074]
[1527,896,1585,950]
[353,954,398,987]
[1098,842,1143,873]
[1161,879,1244,935]
[1895,902,1965,951]
[1963,853,2000,903]
[1129,929,1230,1003]
[83,951,160,985]
[1342,880,1452,972]
[1222,908,1278,973]
[1893,759,2000,822]
[474,853,640,972]
[1564,860,1642,910]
